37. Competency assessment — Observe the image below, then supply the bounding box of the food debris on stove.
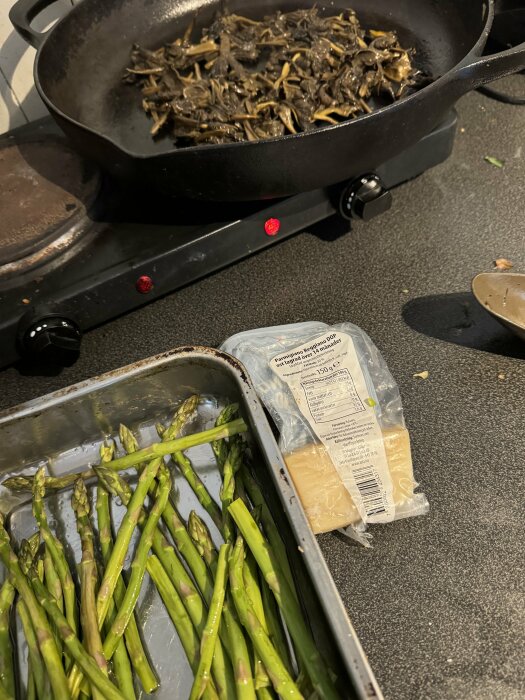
[125,7,421,145]
[484,155,504,168]
[493,258,513,270]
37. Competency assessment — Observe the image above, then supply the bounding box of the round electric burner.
[0,137,101,276]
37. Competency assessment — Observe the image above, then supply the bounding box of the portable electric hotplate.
[0,112,457,369]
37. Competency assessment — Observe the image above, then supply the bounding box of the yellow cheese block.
[283,426,416,534]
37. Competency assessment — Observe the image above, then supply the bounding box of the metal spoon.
[472,272,525,341]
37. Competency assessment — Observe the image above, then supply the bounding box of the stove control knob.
[340,174,392,221]
[21,316,82,367]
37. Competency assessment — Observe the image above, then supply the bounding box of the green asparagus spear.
[188,510,256,700]
[219,441,244,543]
[97,442,138,700]
[222,598,256,700]
[213,404,245,540]
[0,515,71,699]
[120,421,214,604]
[162,502,214,603]
[0,475,34,491]
[68,454,165,699]
[159,394,200,444]
[103,470,171,659]
[238,469,295,593]
[91,418,247,478]
[121,403,219,653]
[259,574,293,676]
[26,670,36,700]
[95,466,235,700]
[241,472,303,684]
[19,537,56,699]
[93,466,208,634]
[189,544,230,700]
[96,454,164,626]
[2,420,247,493]
[211,413,263,699]
[19,538,55,700]
[171,448,223,533]
[106,608,138,699]
[72,479,110,700]
[215,403,239,544]
[0,680,14,700]
[25,532,40,561]
[33,468,79,639]
[18,537,54,699]
[43,546,65,662]
[229,537,302,700]
[244,554,272,690]
[188,511,216,570]
[17,599,50,700]
[255,688,276,700]
[117,423,139,458]
[28,571,126,700]
[0,580,15,697]
[229,500,339,700]
[154,396,222,532]
[145,555,221,700]
[212,404,240,470]
[18,535,39,577]
[43,546,64,609]
[243,552,267,629]
[145,554,200,671]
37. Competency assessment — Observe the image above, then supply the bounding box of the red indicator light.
[264,218,281,236]
[136,275,154,294]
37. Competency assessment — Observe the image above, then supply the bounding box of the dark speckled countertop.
[0,85,524,699]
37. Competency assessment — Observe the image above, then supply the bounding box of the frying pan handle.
[9,0,59,49]
[453,42,525,90]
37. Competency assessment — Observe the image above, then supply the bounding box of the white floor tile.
[0,0,72,133]
[0,67,26,132]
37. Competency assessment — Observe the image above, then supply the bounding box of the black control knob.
[340,174,392,221]
[19,315,82,367]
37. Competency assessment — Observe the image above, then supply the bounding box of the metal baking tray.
[0,347,383,700]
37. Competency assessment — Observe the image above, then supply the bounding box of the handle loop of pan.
[9,0,58,49]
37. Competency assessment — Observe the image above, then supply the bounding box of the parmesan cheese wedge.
[284,426,416,534]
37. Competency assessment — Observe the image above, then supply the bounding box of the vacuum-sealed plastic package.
[221,322,428,541]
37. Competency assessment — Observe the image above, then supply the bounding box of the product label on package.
[270,331,394,523]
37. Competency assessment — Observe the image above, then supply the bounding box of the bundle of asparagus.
[0,397,339,700]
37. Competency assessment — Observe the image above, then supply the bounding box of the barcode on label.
[353,465,387,517]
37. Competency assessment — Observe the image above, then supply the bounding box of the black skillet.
[10,0,525,200]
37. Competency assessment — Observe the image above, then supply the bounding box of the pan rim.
[471,272,525,333]
[32,0,494,161]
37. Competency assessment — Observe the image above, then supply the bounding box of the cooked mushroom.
[125,7,421,146]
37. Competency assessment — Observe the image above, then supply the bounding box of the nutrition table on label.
[301,368,366,424]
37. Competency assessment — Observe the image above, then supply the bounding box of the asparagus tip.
[94,466,132,505]
[217,402,240,426]
[100,439,116,463]
[1,475,34,492]
[33,466,47,501]
[171,395,200,429]
[71,478,90,518]
[119,424,139,454]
